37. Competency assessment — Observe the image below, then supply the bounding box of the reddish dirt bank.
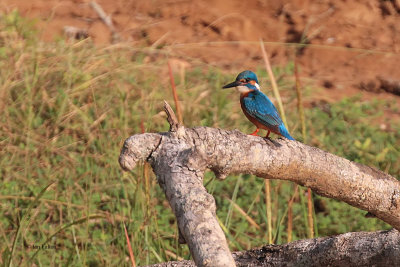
[2,0,400,108]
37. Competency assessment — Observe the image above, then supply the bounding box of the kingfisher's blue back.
[223,70,295,140]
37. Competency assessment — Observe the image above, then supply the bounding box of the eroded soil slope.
[2,0,400,104]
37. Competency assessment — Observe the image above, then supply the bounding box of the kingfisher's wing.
[242,90,283,129]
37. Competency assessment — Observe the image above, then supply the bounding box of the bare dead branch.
[63,26,89,40]
[119,107,400,266]
[144,229,400,267]
[90,1,120,43]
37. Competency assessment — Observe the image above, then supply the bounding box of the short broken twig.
[163,100,179,132]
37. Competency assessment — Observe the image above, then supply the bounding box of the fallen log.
[119,101,400,267]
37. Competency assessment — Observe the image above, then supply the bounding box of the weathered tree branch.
[144,229,400,267]
[119,101,400,266]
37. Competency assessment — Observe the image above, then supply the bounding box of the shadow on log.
[119,101,400,267]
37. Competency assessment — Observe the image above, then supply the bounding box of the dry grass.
[0,11,398,266]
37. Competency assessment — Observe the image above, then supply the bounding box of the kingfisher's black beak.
[222,80,240,89]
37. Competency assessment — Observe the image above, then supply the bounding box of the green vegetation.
[1,11,399,266]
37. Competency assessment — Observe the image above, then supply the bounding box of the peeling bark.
[144,229,400,267]
[119,102,400,267]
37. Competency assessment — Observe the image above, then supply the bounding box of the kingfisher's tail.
[278,124,295,140]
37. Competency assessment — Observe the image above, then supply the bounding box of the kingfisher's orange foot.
[249,128,260,136]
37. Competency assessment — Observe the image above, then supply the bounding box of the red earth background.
[2,0,400,117]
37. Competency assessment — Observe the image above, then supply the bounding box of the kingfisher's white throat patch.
[236,82,261,93]
[236,85,251,93]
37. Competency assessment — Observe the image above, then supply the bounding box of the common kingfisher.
[223,70,295,140]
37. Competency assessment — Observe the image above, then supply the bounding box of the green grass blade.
[7,182,54,267]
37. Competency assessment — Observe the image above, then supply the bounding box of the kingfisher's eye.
[245,78,250,82]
